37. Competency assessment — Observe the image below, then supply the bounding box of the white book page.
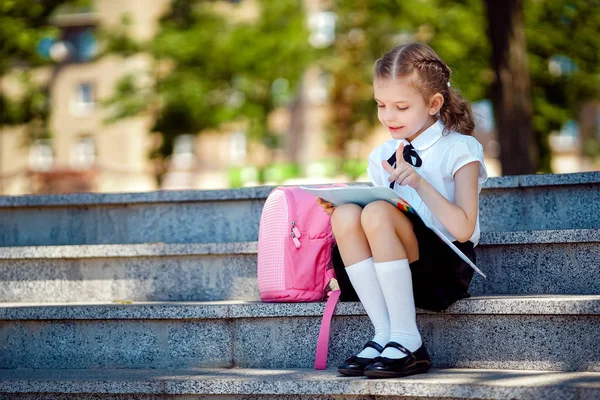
[300,185,405,208]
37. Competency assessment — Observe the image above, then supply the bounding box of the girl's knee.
[331,203,363,236]
[361,201,393,230]
[361,201,410,232]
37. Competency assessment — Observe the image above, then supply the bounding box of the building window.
[548,55,577,77]
[172,135,197,170]
[230,131,247,166]
[308,11,336,48]
[71,135,96,169]
[29,140,54,171]
[71,82,95,115]
[307,71,330,105]
[550,120,580,153]
[60,26,97,63]
[72,27,97,62]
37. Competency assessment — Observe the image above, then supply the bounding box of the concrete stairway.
[0,172,599,399]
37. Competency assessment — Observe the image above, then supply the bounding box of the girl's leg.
[331,204,389,359]
[361,201,421,359]
[331,204,372,266]
[360,201,419,263]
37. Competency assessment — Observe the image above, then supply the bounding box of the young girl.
[317,43,488,379]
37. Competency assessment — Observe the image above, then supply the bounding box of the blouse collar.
[396,119,445,151]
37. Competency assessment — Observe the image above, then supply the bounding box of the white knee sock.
[374,259,422,359]
[345,257,390,359]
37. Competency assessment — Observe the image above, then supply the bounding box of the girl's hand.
[316,197,336,216]
[382,142,424,190]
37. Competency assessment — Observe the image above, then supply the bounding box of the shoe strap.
[363,340,384,353]
[384,341,415,359]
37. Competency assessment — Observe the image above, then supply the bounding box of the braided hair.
[373,43,474,136]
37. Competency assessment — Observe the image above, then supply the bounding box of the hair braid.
[413,58,450,83]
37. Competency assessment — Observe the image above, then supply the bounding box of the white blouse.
[367,119,488,245]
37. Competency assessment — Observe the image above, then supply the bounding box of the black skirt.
[332,211,476,312]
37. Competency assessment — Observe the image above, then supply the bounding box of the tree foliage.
[326,0,600,173]
[0,0,65,75]
[525,0,600,170]
[104,0,315,170]
[5,0,597,179]
[322,0,490,161]
[0,0,86,141]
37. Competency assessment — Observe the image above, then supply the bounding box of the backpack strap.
[314,289,341,370]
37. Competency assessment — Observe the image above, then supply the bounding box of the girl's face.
[373,77,439,142]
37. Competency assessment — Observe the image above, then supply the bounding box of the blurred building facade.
[0,0,170,195]
[166,0,340,190]
[1,0,598,195]
[0,0,341,194]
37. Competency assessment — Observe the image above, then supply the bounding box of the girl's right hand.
[316,197,336,216]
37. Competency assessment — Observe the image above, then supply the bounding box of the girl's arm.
[382,143,480,242]
[413,162,479,242]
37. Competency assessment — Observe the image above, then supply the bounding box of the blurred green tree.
[326,0,600,175]
[0,0,72,139]
[103,0,314,183]
[322,0,490,168]
[485,0,537,175]
[0,0,69,76]
[524,0,600,171]
[485,0,600,173]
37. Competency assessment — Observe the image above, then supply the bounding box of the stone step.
[0,296,598,372]
[0,242,260,302]
[479,171,600,232]
[472,228,600,295]
[0,187,269,247]
[0,172,598,247]
[1,367,599,400]
[1,229,598,303]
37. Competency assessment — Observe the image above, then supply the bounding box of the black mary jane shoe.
[363,341,431,379]
[337,341,384,376]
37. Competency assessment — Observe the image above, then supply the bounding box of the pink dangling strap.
[314,289,341,370]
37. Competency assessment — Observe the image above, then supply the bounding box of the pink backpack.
[257,185,342,369]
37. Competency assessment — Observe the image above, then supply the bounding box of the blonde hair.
[374,43,474,135]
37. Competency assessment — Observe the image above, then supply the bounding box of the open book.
[300,185,486,279]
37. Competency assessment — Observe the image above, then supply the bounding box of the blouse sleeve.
[447,136,488,185]
[367,147,385,187]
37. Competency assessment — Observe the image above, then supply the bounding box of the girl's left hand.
[316,197,336,216]
[382,142,424,190]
